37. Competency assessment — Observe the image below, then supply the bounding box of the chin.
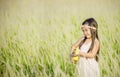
[87,36,91,39]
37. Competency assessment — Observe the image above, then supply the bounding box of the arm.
[78,39,99,58]
[71,37,83,54]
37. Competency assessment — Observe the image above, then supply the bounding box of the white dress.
[77,41,100,77]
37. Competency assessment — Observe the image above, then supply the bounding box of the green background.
[0,0,120,77]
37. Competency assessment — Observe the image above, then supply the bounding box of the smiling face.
[81,25,92,39]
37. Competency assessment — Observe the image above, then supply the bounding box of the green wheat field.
[0,0,120,77]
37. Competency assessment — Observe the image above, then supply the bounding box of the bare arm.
[78,39,99,58]
[71,37,83,54]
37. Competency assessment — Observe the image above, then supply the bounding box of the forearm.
[78,52,96,58]
[71,38,82,51]
[71,45,78,51]
[71,46,76,54]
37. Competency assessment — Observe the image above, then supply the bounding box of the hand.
[73,53,79,57]
[70,53,78,57]
[69,53,79,63]
[71,46,76,54]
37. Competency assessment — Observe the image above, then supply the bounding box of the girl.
[71,18,100,77]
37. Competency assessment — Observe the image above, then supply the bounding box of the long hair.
[79,18,100,61]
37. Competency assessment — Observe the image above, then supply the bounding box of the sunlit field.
[0,0,120,77]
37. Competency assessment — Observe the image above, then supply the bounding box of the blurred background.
[0,0,120,77]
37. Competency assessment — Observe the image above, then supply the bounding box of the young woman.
[71,18,100,77]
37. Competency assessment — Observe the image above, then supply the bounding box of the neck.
[86,38,92,41]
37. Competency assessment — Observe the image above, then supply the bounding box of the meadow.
[0,0,120,77]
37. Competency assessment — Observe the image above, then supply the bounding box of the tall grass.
[0,0,120,77]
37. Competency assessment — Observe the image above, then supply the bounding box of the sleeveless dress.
[77,41,100,77]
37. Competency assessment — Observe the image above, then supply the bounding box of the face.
[81,25,92,39]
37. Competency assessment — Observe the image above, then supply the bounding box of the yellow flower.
[72,47,80,63]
